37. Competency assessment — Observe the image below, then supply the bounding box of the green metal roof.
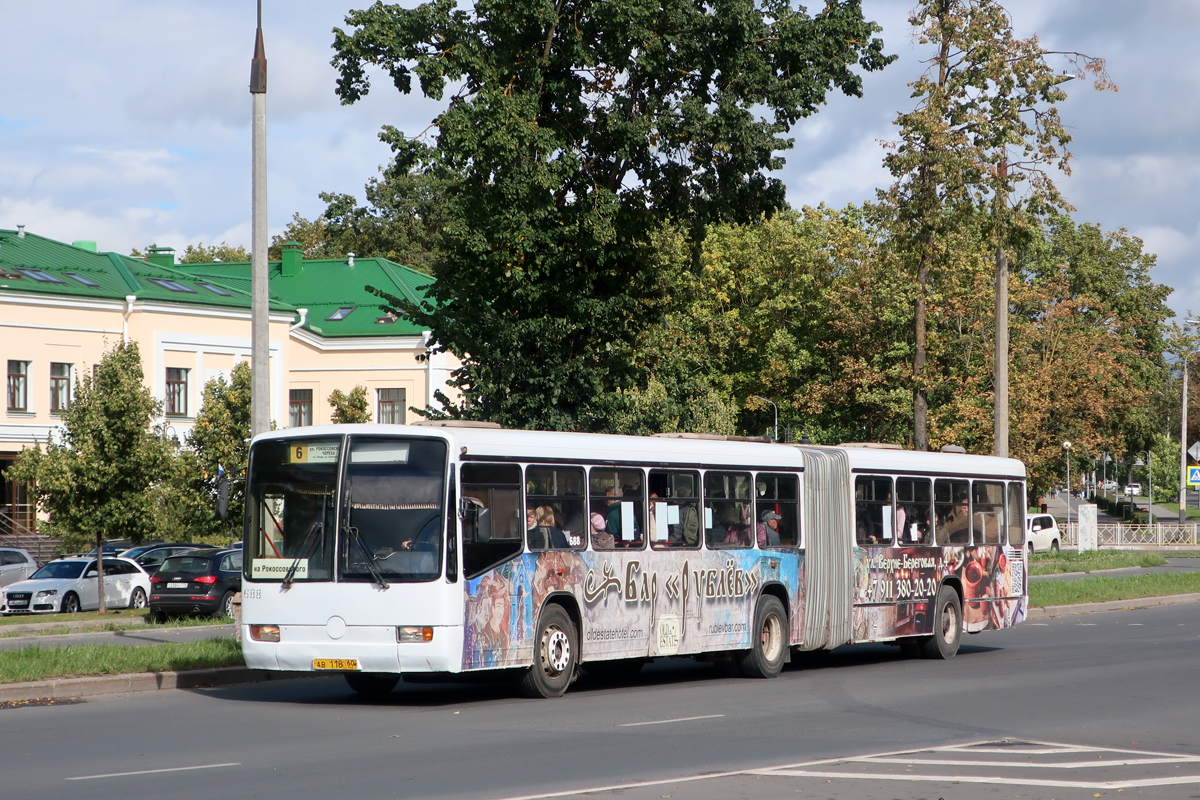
[0,229,293,313]
[178,256,436,338]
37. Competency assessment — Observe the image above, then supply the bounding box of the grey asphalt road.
[1,601,1198,800]
[0,624,233,651]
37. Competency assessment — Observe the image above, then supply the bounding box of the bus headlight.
[397,626,433,643]
[250,624,280,642]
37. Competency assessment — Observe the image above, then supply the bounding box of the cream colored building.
[0,229,457,533]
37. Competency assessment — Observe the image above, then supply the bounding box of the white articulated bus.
[240,423,1028,697]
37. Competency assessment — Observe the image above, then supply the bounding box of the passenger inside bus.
[757,510,782,547]
[937,495,971,544]
[590,512,615,549]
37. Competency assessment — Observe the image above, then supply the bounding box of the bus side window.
[589,469,645,550]
[755,473,799,547]
[972,482,1005,545]
[526,465,587,550]
[935,479,971,545]
[648,470,701,550]
[855,476,894,547]
[896,477,932,545]
[704,471,753,549]
[461,463,523,579]
[1007,482,1026,547]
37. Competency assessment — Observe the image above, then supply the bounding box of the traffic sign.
[1189,466,1200,487]
[1190,441,1200,462]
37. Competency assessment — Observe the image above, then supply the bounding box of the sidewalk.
[1040,493,1183,523]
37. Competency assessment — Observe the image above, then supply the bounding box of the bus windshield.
[246,438,341,582]
[340,437,447,583]
[244,435,448,584]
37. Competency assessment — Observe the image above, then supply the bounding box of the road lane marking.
[864,756,1200,768]
[619,713,724,727]
[67,762,240,781]
[753,767,1200,790]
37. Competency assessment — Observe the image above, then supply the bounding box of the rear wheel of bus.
[922,585,962,660]
[520,604,577,698]
[739,595,787,678]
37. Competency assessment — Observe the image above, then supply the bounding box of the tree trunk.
[913,241,931,451]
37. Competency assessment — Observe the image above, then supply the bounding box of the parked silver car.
[0,548,37,601]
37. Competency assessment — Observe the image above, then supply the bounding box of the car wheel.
[738,595,788,679]
[1050,539,1060,552]
[216,590,235,619]
[518,604,577,698]
[345,672,400,697]
[128,587,147,609]
[61,593,80,614]
[921,585,962,660]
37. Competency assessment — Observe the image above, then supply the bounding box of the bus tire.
[739,595,787,679]
[922,585,962,660]
[519,605,577,698]
[345,672,400,697]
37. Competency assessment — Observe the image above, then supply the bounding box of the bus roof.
[252,424,1026,479]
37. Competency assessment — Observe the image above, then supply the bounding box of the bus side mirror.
[461,498,491,543]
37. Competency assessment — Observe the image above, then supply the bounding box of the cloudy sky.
[2,1,1197,318]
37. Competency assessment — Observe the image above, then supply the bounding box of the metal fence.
[1063,522,1200,549]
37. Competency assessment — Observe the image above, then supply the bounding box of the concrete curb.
[0,616,149,634]
[0,666,308,703]
[1029,592,1200,618]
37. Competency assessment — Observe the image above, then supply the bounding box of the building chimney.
[280,241,302,277]
[16,224,25,238]
[146,246,176,268]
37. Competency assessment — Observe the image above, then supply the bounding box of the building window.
[377,388,406,424]
[7,361,29,412]
[147,278,197,293]
[50,363,72,413]
[289,389,313,427]
[326,306,356,321]
[165,368,189,416]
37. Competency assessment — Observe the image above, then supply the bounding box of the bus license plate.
[313,658,360,671]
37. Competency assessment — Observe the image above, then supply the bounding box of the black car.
[149,548,242,621]
[121,543,206,574]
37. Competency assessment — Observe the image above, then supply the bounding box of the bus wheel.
[345,672,400,697]
[922,585,962,660]
[739,595,787,679]
[519,605,577,698]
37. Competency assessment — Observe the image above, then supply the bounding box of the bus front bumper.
[241,623,464,674]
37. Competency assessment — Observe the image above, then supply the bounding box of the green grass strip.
[0,608,147,627]
[1030,572,1200,608]
[0,638,243,684]
[1028,551,1167,575]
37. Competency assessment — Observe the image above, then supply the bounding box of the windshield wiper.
[282,518,322,589]
[343,488,389,590]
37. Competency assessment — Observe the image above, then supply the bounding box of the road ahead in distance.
[3,601,1198,800]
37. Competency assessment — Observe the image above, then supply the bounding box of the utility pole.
[250,0,270,437]
[993,158,1009,458]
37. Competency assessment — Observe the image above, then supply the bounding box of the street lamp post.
[750,395,778,442]
[1063,441,1072,535]
[1179,319,1200,523]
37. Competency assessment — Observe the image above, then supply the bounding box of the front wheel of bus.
[345,672,400,697]
[739,595,787,679]
[923,585,962,660]
[519,605,577,698]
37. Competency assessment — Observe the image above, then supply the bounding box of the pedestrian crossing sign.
[1189,466,1200,487]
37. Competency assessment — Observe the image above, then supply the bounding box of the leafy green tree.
[332,0,893,430]
[329,386,373,424]
[181,362,254,539]
[4,342,163,612]
[132,242,251,264]
[271,173,450,274]
[882,0,1111,450]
